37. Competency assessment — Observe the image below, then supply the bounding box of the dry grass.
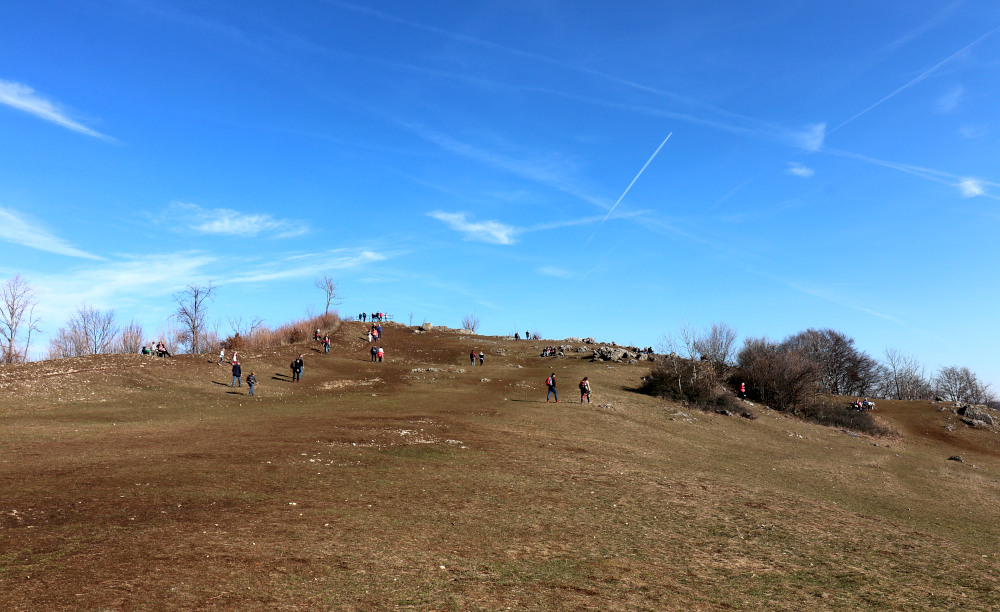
[2,323,999,610]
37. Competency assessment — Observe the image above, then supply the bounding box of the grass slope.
[2,321,999,610]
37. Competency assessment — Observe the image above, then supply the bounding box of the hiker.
[371,346,378,362]
[546,373,558,403]
[470,350,476,366]
[514,332,520,340]
[297,355,304,380]
[247,371,257,396]
[232,361,242,387]
[526,330,530,341]
[377,346,384,362]
[314,328,321,341]
[217,347,225,366]
[479,351,484,366]
[580,377,591,403]
[323,335,330,354]
[739,382,746,400]
[231,351,238,365]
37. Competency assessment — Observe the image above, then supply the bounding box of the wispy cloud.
[958,178,985,197]
[0,206,104,260]
[827,148,1000,200]
[229,249,388,284]
[406,125,608,209]
[832,28,998,134]
[959,124,987,139]
[538,266,574,279]
[170,202,308,238]
[936,84,964,113]
[0,79,111,140]
[787,163,815,178]
[792,123,826,152]
[429,211,516,245]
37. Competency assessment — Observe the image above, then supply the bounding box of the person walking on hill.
[739,382,746,400]
[546,373,558,402]
[231,361,242,387]
[323,335,330,354]
[218,347,225,366]
[580,377,591,404]
[377,346,384,363]
[470,350,476,366]
[479,351,484,366]
[247,371,257,396]
[371,345,378,362]
[296,354,304,381]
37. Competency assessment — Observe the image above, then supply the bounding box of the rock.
[958,405,994,425]
[492,347,507,356]
[591,346,628,363]
[949,455,964,463]
[943,424,955,431]
[583,337,595,344]
[934,395,945,402]
[420,323,433,331]
[564,337,582,342]
[480,378,491,383]
[961,418,988,428]
[740,410,757,420]
[576,346,589,353]
[715,409,733,416]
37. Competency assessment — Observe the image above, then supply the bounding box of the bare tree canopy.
[48,305,120,358]
[173,283,216,354]
[935,365,994,405]
[0,274,41,363]
[461,314,481,333]
[693,322,738,368]
[881,348,932,400]
[315,275,341,316]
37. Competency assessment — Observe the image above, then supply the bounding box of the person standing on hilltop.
[580,377,591,404]
[231,361,242,387]
[546,373,558,403]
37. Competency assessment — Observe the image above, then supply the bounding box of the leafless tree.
[736,336,819,411]
[173,282,216,354]
[693,322,738,369]
[315,275,341,316]
[881,348,932,400]
[935,366,993,405]
[48,305,122,357]
[781,328,879,396]
[461,314,481,333]
[117,319,145,354]
[0,274,41,363]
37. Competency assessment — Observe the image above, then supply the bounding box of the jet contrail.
[586,132,671,244]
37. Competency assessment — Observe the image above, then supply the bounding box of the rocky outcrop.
[957,404,994,427]
[590,346,656,363]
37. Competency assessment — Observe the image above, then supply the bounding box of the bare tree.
[117,319,144,354]
[461,314,481,333]
[935,366,993,405]
[881,348,932,400]
[173,283,216,354]
[693,322,738,369]
[315,275,341,316]
[0,274,41,363]
[47,305,121,357]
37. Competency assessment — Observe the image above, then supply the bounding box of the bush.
[798,399,896,437]
[639,354,740,412]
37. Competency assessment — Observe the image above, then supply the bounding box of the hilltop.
[2,321,999,610]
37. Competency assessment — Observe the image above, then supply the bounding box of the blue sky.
[1,1,998,389]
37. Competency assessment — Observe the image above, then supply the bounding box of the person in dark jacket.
[232,361,242,387]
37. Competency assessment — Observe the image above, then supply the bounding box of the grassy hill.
[2,321,999,610]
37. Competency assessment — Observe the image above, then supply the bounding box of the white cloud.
[171,202,307,238]
[959,124,987,139]
[792,123,825,152]
[0,79,110,140]
[538,266,574,279]
[428,211,516,245]
[787,162,815,178]
[936,84,964,113]
[0,206,103,259]
[959,178,984,197]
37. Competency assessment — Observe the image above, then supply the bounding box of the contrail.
[586,132,671,244]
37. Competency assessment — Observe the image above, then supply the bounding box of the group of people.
[469,350,485,366]
[543,374,593,404]
[370,346,385,362]
[314,330,331,353]
[540,346,562,357]
[359,312,385,322]
[142,341,172,357]
[230,360,258,395]
[853,398,876,411]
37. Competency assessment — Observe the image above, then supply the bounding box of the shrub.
[639,354,740,412]
[798,399,896,437]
